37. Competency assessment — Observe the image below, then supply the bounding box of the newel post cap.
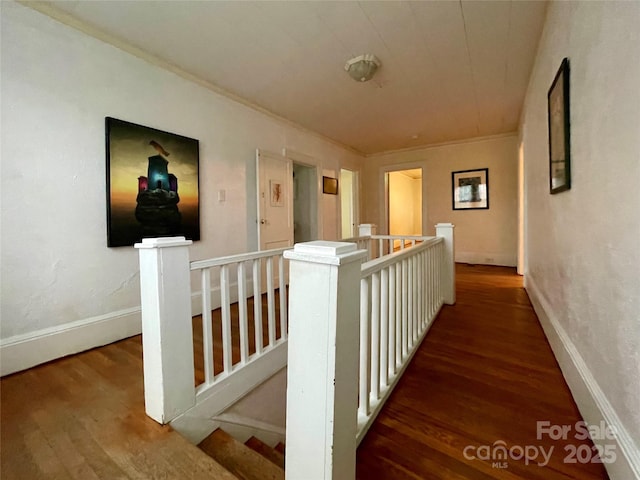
[284,241,367,265]
[134,236,193,249]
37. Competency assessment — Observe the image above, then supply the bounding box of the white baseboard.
[456,251,516,267]
[1,277,270,377]
[0,307,141,376]
[526,275,640,480]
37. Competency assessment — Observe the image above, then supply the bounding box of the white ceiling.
[46,1,548,155]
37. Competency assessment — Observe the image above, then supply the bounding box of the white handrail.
[356,236,445,443]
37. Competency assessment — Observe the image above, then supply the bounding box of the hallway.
[356,264,609,479]
[0,265,611,479]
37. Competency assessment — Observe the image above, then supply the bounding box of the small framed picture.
[270,180,284,207]
[548,57,571,194]
[322,176,338,195]
[452,168,489,210]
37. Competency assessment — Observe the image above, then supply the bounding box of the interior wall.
[0,2,363,373]
[363,135,518,266]
[520,1,640,474]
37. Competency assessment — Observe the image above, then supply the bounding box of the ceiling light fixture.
[344,54,381,82]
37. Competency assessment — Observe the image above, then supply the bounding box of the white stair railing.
[284,223,455,480]
[135,238,290,439]
[190,247,289,393]
[356,235,445,442]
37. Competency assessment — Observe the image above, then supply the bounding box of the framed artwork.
[105,117,200,247]
[452,168,489,210]
[323,176,338,195]
[270,180,284,207]
[548,57,571,194]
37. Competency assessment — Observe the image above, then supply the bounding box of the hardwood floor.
[1,264,610,479]
[356,264,610,480]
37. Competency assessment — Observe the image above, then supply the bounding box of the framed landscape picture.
[452,168,489,210]
[548,57,571,194]
[105,117,200,247]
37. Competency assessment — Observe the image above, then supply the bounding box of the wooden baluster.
[402,258,409,358]
[395,260,402,368]
[279,255,287,340]
[388,263,396,376]
[380,267,389,389]
[252,258,263,355]
[202,268,215,384]
[266,256,276,347]
[359,277,370,417]
[220,265,232,374]
[237,262,248,364]
[371,272,381,401]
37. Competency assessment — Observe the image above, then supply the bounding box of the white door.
[256,149,293,250]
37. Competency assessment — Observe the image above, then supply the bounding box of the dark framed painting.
[548,57,571,194]
[452,168,489,210]
[323,176,338,195]
[105,117,200,247]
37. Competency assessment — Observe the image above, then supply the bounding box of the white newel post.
[358,224,377,259]
[435,223,456,305]
[358,223,377,237]
[135,237,195,424]
[284,241,367,480]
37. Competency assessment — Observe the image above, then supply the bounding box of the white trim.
[379,161,427,236]
[285,149,323,241]
[0,307,141,376]
[456,251,517,267]
[526,275,640,480]
[366,132,518,158]
[19,1,363,157]
[170,342,288,445]
[0,278,265,377]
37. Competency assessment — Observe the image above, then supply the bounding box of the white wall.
[0,2,363,374]
[363,135,518,266]
[520,2,640,478]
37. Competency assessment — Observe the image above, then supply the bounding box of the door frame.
[283,148,322,241]
[379,162,426,236]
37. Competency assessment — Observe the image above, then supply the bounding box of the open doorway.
[340,169,358,239]
[385,168,423,249]
[292,163,318,244]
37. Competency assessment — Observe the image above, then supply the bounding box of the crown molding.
[365,132,518,158]
[18,1,365,158]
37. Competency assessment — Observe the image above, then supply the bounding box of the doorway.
[292,163,318,244]
[385,168,423,248]
[340,169,358,239]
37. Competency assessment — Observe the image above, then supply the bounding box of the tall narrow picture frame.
[452,168,489,210]
[548,57,571,194]
[105,117,200,247]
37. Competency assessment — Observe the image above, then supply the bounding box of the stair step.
[244,436,285,469]
[199,429,284,480]
[274,442,285,456]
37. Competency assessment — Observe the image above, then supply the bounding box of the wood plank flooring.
[356,264,610,480]
[1,264,611,479]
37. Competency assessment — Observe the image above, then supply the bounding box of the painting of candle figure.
[106,117,200,247]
